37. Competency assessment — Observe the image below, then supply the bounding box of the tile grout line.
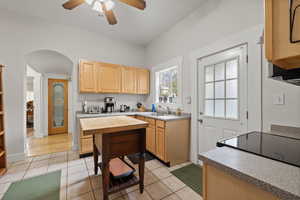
[84,157,96,200]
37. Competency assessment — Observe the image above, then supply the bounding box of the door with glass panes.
[48,79,68,135]
[197,45,248,154]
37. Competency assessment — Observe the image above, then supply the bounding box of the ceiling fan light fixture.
[92,0,115,13]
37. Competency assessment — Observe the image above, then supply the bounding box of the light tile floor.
[0,151,203,200]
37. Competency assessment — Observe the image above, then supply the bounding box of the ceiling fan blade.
[101,2,118,25]
[63,0,85,10]
[118,0,146,10]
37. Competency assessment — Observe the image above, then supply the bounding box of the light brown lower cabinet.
[79,116,190,166]
[144,118,156,155]
[80,127,93,155]
[203,163,280,200]
[155,119,190,166]
[155,126,165,160]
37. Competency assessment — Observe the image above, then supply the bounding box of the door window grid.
[204,58,239,119]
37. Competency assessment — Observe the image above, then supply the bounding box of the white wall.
[145,0,263,113]
[0,9,146,161]
[144,0,300,162]
[262,63,300,131]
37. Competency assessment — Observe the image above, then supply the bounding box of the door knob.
[198,119,203,124]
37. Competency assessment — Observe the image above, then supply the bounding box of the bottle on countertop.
[151,104,156,112]
[176,107,182,116]
[82,101,88,113]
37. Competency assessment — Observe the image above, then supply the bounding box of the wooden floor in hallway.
[26,133,72,157]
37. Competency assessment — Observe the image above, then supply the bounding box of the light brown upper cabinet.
[97,62,122,93]
[136,68,150,94]
[121,66,137,94]
[265,0,300,69]
[79,61,97,93]
[79,60,150,94]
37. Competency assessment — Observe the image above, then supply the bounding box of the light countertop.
[198,147,300,200]
[80,116,148,136]
[76,111,191,121]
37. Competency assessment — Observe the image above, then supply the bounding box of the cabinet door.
[265,0,300,69]
[144,118,156,154]
[146,126,156,154]
[156,127,165,161]
[80,137,93,154]
[122,67,137,94]
[137,69,150,94]
[79,61,97,93]
[98,62,122,93]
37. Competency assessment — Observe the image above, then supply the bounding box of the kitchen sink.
[150,113,173,117]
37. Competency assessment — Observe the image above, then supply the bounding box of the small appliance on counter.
[136,102,146,112]
[82,101,102,114]
[120,105,130,112]
[104,97,116,113]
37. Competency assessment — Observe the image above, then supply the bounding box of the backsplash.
[76,93,148,112]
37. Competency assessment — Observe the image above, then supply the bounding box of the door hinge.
[246,111,249,120]
[246,55,249,63]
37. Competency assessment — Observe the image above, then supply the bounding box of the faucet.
[158,105,172,114]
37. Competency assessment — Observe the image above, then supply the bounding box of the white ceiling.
[0,0,206,45]
[25,50,73,75]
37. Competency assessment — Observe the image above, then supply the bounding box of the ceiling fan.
[62,0,146,25]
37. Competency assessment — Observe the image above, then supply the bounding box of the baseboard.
[7,152,26,163]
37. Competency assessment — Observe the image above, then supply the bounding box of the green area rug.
[171,164,202,195]
[3,170,61,200]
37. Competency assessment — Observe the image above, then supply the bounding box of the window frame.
[152,57,183,108]
[203,57,240,120]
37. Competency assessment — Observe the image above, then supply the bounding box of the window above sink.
[152,56,183,108]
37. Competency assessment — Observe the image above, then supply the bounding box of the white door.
[197,45,248,154]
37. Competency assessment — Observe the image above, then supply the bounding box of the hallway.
[26,133,72,157]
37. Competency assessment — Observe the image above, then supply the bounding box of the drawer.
[136,116,145,121]
[80,130,93,139]
[144,117,155,127]
[156,120,165,128]
[80,137,93,154]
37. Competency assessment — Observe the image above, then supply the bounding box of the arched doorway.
[24,50,73,157]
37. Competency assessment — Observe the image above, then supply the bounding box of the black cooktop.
[217,131,300,168]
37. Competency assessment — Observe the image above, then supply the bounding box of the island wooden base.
[93,128,146,200]
[203,163,280,200]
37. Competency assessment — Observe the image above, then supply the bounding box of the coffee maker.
[104,97,116,113]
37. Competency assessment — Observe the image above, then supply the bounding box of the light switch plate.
[186,96,192,104]
[273,93,285,105]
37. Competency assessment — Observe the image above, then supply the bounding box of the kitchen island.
[80,116,149,200]
[76,111,191,166]
[198,147,300,200]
